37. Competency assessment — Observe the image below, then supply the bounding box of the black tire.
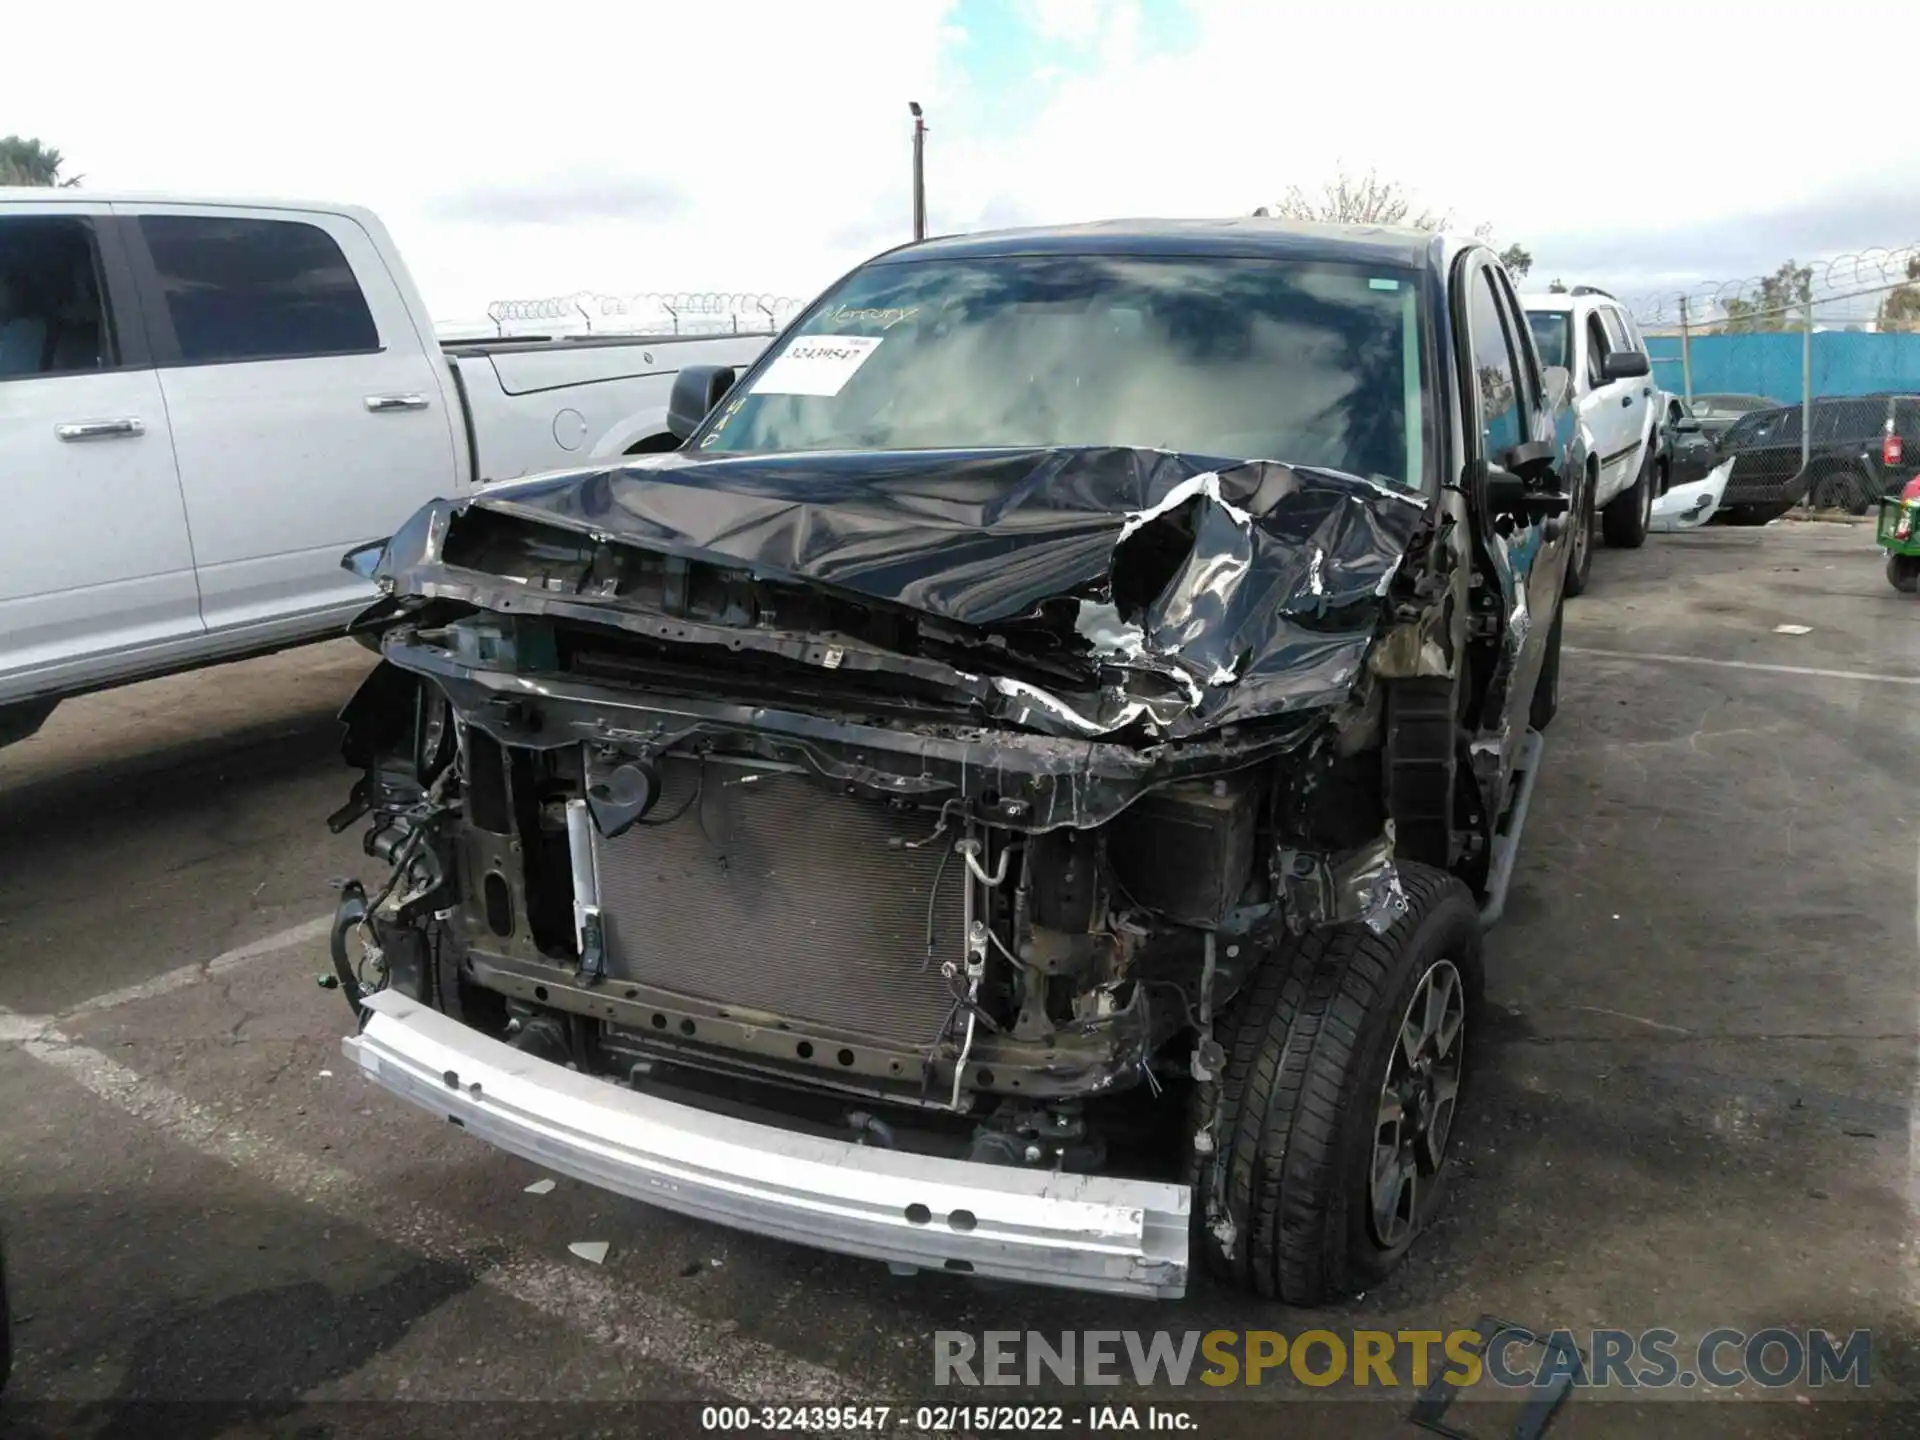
[1562,463,1596,597]
[1190,863,1484,1302]
[1889,554,1920,594]
[1809,466,1874,516]
[1529,602,1562,732]
[1602,445,1653,549]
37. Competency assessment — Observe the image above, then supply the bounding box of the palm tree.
[0,136,81,187]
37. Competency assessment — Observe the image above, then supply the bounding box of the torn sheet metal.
[362,445,1430,743]
[1274,835,1409,934]
[372,638,1326,833]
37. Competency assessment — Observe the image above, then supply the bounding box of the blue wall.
[1647,332,1920,402]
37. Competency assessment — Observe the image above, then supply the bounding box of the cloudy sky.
[12,0,1918,329]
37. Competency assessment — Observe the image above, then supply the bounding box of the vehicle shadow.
[0,647,376,1013]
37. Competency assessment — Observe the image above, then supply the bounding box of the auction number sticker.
[751,334,884,396]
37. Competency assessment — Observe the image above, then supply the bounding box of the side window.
[1489,269,1541,414]
[1728,408,1798,448]
[1466,268,1524,458]
[1584,312,1613,388]
[138,215,378,364]
[1598,306,1631,355]
[1526,312,1568,370]
[1812,400,1869,446]
[0,215,115,380]
[1611,307,1648,355]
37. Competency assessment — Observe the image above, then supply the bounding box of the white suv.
[1522,289,1659,594]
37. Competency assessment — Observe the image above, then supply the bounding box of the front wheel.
[1529,602,1562,732]
[1602,446,1654,549]
[1562,466,1596,597]
[1190,863,1484,1302]
[1889,554,1920,593]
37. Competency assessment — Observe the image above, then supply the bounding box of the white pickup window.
[139,215,379,365]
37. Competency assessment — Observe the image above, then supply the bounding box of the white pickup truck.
[0,190,773,747]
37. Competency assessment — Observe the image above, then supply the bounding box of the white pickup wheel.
[1602,445,1654,549]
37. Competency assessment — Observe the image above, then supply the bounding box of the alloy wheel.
[1369,958,1467,1249]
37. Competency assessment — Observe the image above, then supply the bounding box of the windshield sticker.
[817,303,920,332]
[751,335,884,397]
[1368,278,1401,291]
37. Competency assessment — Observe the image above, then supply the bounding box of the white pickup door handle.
[364,394,430,412]
[55,418,144,441]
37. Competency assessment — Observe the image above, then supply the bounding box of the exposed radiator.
[589,756,966,1046]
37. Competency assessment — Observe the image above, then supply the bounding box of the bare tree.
[1254,166,1454,229]
[1253,166,1528,272]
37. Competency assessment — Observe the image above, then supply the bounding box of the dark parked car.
[326,220,1580,1303]
[1716,393,1920,523]
[1686,392,1782,442]
[1659,398,1722,489]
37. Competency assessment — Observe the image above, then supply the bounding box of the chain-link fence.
[436,290,811,341]
[1627,244,1920,513]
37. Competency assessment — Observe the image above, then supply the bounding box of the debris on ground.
[524,1178,556,1196]
[1773,624,1813,635]
[568,1241,610,1264]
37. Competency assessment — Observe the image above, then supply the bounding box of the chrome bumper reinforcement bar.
[345,992,1190,1298]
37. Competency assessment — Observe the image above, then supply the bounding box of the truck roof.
[1519,294,1604,314]
[877,217,1464,275]
[0,187,377,223]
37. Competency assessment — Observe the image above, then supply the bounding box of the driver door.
[1582,309,1637,501]
[1458,253,1567,752]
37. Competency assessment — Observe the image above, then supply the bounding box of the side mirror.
[1498,439,1558,483]
[1601,350,1651,381]
[1673,417,1702,433]
[1482,447,1570,520]
[666,365,739,441]
[341,538,389,582]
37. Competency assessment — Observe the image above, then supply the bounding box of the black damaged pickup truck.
[326,219,1581,1301]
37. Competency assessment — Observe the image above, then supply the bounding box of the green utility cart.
[1878,480,1920,592]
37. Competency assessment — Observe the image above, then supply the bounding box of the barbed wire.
[480,290,809,336]
[1627,241,1920,329]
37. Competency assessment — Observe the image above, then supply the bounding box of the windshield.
[696,254,1432,491]
[1525,311,1570,370]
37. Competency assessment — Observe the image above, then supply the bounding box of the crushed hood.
[369,445,1431,740]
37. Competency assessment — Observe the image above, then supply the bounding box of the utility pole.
[1678,294,1693,405]
[1801,294,1813,472]
[909,101,927,241]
